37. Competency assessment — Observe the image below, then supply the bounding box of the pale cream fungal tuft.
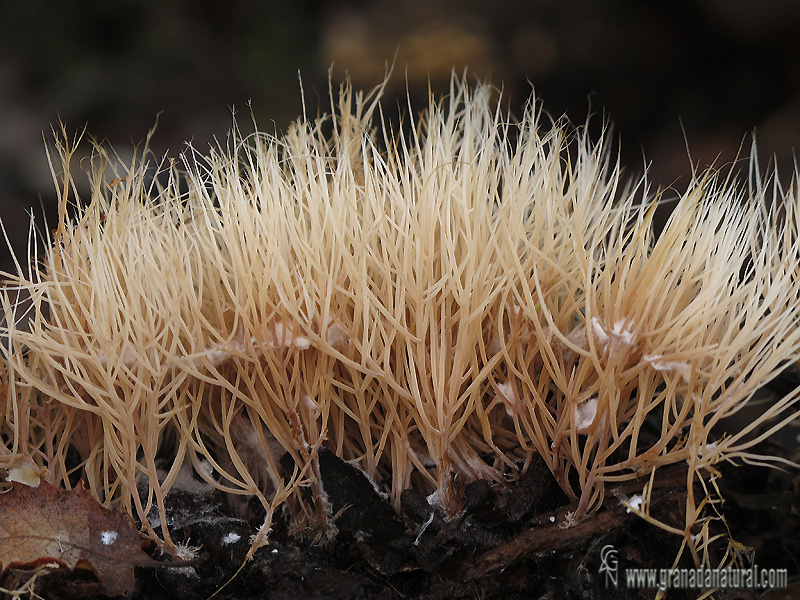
[1,73,799,565]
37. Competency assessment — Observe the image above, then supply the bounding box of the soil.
[119,447,795,600]
[133,456,701,600]
[10,381,800,600]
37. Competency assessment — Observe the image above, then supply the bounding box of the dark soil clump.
[120,444,799,600]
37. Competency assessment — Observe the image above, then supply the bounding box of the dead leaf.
[0,480,149,597]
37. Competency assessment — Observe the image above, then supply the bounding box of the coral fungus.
[2,75,799,566]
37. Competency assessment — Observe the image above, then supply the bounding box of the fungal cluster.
[1,75,799,563]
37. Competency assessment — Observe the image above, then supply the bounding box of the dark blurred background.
[3,0,800,274]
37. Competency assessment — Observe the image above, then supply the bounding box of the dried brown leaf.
[0,480,150,597]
